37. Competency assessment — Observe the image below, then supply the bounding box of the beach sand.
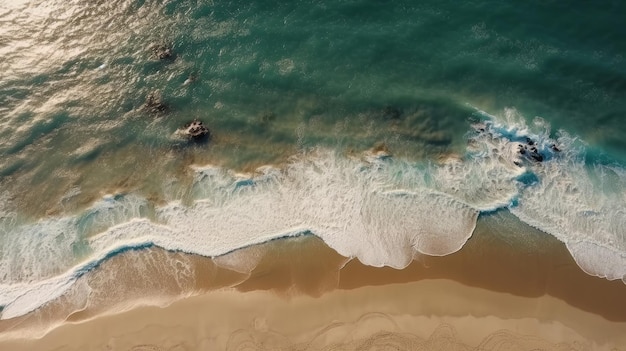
[1,212,625,350]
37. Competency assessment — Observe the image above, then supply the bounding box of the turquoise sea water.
[0,0,625,320]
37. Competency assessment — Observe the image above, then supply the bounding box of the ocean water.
[0,0,625,320]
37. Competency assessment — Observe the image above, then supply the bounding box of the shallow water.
[0,0,625,321]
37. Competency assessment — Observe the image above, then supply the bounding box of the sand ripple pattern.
[223,320,600,351]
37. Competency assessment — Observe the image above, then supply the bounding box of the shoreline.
[1,211,626,349]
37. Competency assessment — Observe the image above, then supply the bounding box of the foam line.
[1,109,625,320]
[475,109,626,282]
[1,152,481,319]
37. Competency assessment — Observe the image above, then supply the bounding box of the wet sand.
[3,280,625,351]
[1,212,625,350]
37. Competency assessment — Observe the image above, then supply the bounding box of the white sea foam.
[0,194,151,285]
[0,151,481,319]
[477,109,626,282]
[509,153,626,281]
[0,273,78,320]
[1,109,625,320]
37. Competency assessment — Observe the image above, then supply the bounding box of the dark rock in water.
[517,142,543,162]
[530,152,544,162]
[526,137,535,146]
[260,111,276,124]
[182,119,210,142]
[144,92,168,114]
[151,44,174,60]
[382,106,402,120]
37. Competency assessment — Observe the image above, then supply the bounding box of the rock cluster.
[143,44,212,144]
[517,138,543,162]
[181,119,210,141]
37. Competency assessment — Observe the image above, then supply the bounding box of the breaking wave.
[1,109,624,319]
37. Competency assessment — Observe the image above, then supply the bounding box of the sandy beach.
[3,279,625,351]
[1,213,625,350]
[2,1,626,350]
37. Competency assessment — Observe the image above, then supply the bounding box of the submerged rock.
[151,44,174,60]
[382,106,402,120]
[181,119,210,142]
[182,74,197,86]
[260,111,276,124]
[143,92,168,114]
[371,142,391,158]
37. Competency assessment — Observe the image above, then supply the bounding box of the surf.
[1,109,624,320]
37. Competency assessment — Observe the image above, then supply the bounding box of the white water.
[1,110,624,320]
[479,110,626,281]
